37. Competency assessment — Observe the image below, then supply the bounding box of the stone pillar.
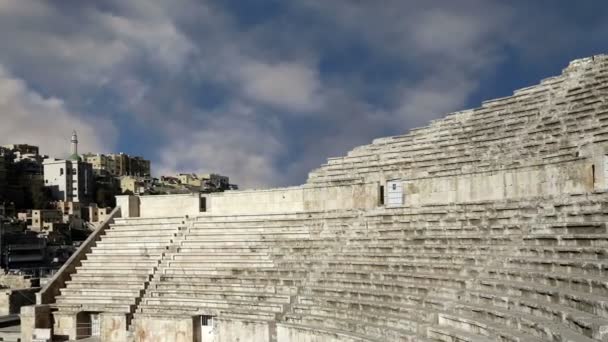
[116,195,140,218]
[20,305,52,342]
[101,313,128,342]
[53,311,78,341]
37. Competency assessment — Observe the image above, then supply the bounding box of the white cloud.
[0,66,115,158]
[238,61,324,112]
[157,107,285,189]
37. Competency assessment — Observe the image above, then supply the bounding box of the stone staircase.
[53,216,187,317]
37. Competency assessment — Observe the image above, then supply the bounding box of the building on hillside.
[177,173,202,187]
[86,203,112,223]
[18,209,63,233]
[119,176,146,194]
[1,144,39,156]
[82,153,150,177]
[175,173,232,191]
[0,148,8,201]
[43,159,94,204]
[43,132,94,204]
[54,201,82,221]
[81,154,116,177]
[200,173,231,192]
[160,176,180,185]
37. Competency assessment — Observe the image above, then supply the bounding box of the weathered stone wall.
[126,159,592,217]
[217,319,270,342]
[277,324,370,342]
[133,316,195,342]
[101,313,127,342]
[20,304,52,342]
[402,159,594,206]
[116,195,140,217]
[205,182,378,216]
[138,193,200,218]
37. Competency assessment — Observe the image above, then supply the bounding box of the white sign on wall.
[385,180,403,207]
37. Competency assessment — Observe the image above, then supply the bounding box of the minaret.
[71,130,78,156]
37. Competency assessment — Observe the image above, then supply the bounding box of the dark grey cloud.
[0,0,606,188]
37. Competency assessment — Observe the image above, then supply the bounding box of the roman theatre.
[21,55,608,341]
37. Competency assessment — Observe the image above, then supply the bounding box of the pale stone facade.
[22,55,608,341]
[43,158,94,204]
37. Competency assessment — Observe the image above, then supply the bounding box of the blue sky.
[0,1,607,188]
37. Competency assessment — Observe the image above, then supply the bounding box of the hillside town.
[0,132,235,336]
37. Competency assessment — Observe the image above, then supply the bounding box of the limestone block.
[101,313,127,342]
[217,319,270,342]
[134,316,194,342]
[20,305,51,342]
[52,311,77,341]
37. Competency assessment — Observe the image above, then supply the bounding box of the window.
[379,185,384,206]
[60,168,64,176]
[73,168,77,174]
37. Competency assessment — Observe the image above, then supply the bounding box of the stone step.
[140,297,285,313]
[64,281,144,290]
[68,274,150,282]
[85,253,163,260]
[516,246,608,260]
[291,304,421,333]
[164,260,275,268]
[177,244,269,251]
[283,313,416,342]
[156,274,304,286]
[113,217,185,225]
[60,288,141,297]
[95,241,170,247]
[503,257,608,277]
[147,290,291,304]
[75,266,154,274]
[426,325,494,342]
[452,303,600,342]
[89,247,166,254]
[101,233,176,240]
[474,278,608,319]
[524,234,608,247]
[80,260,159,268]
[55,303,132,313]
[276,253,485,266]
[464,288,608,339]
[56,296,137,305]
[485,267,608,295]
[183,232,310,240]
[278,322,384,342]
[179,239,307,247]
[170,253,269,261]
[108,224,181,232]
[150,282,296,295]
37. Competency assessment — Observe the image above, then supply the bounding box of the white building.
[43,131,94,203]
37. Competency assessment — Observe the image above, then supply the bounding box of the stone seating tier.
[50,191,608,341]
[307,58,608,184]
